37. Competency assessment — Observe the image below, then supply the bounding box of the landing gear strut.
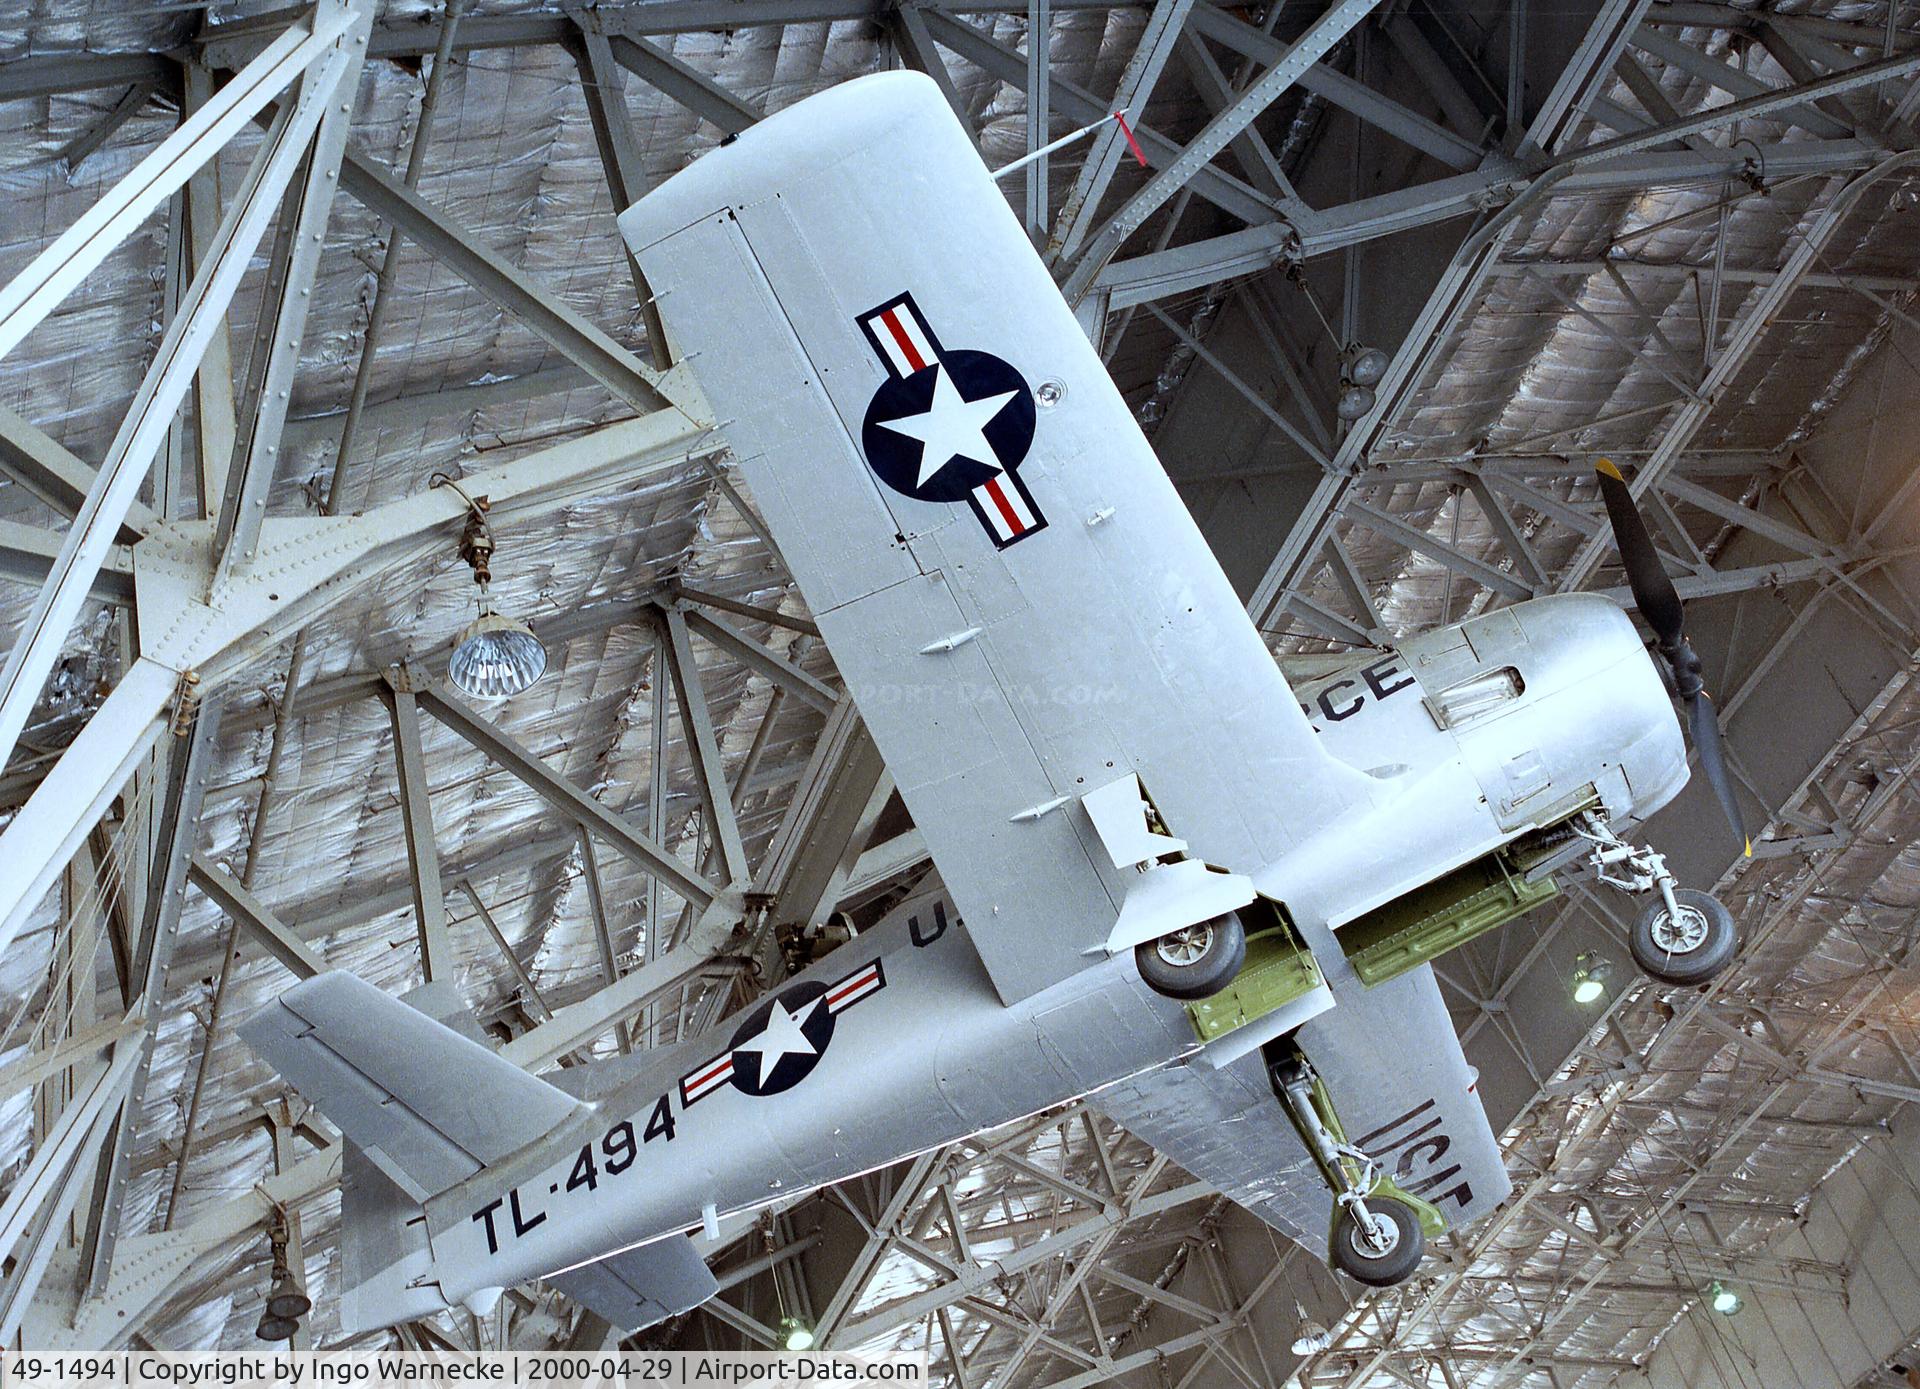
[1264,1041,1428,1287]
[1576,812,1737,986]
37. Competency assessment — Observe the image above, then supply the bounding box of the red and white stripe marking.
[679,1054,735,1105]
[677,960,886,1106]
[863,301,939,379]
[973,477,1040,545]
[825,961,884,1013]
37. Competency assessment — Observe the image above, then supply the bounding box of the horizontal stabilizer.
[241,971,589,1203]
[550,1237,720,1333]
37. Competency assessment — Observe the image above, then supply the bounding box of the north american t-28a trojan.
[244,72,1749,1336]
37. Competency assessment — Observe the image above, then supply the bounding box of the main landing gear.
[1576,811,1737,987]
[1265,1040,1431,1287]
[1134,911,1247,1000]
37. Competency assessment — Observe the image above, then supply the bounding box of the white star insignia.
[878,365,1019,487]
[732,996,823,1068]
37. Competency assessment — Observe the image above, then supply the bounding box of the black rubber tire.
[1133,911,1247,1000]
[1631,888,1737,986]
[1330,1196,1425,1287]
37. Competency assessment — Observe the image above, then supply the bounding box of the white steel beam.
[889,3,972,125]
[1244,0,1658,625]
[570,19,671,365]
[0,1040,140,1280]
[0,408,713,962]
[1558,152,1920,591]
[917,9,1284,228]
[1060,0,1392,301]
[0,406,153,539]
[0,1040,143,1343]
[0,519,134,602]
[211,8,370,577]
[658,605,750,886]
[679,606,838,715]
[0,3,357,361]
[383,680,457,981]
[1186,3,1488,169]
[600,29,764,135]
[187,856,327,980]
[336,149,698,416]
[177,63,241,519]
[0,34,358,796]
[0,659,175,965]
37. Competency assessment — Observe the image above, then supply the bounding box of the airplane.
[240,70,1749,1341]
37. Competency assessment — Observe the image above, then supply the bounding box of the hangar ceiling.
[1,2,1918,1388]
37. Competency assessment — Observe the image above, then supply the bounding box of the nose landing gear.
[1264,1040,1436,1287]
[1576,812,1738,986]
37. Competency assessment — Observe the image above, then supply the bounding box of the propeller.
[1592,458,1750,857]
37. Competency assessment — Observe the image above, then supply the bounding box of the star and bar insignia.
[678,959,886,1106]
[856,293,1046,549]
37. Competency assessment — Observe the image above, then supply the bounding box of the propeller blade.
[1686,691,1751,857]
[1594,458,1685,649]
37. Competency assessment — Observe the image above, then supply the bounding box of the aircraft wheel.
[1630,889,1736,986]
[1134,912,1246,1000]
[1330,1197,1424,1287]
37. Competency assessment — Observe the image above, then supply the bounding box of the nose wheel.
[1576,812,1737,987]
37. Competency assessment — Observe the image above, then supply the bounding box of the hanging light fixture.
[1335,384,1376,421]
[432,473,547,700]
[255,1210,310,1341]
[255,1312,299,1342]
[1571,951,1612,1005]
[1345,344,1390,388]
[778,1315,816,1351]
[1708,1281,1743,1315]
[1287,1299,1333,1356]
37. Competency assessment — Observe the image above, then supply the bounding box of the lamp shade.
[449,612,547,700]
[1347,346,1390,387]
[266,1272,311,1320]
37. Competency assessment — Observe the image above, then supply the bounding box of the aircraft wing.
[1094,967,1509,1252]
[619,73,1378,1004]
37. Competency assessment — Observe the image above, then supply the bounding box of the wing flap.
[814,572,1123,990]
[549,1237,720,1333]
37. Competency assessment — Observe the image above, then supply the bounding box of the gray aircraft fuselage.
[423,591,1683,1312]
[437,897,1193,1304]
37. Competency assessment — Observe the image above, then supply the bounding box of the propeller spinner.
[1593,458,1751,857]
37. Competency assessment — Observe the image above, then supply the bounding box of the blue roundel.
[861,349,1037,503]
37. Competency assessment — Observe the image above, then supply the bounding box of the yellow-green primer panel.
[1187,927,1324,1043]
[1341,851,1560,987]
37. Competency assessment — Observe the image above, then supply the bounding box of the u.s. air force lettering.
[856,292,1045,548]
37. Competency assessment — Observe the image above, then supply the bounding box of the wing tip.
[1595,456,1624,481]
